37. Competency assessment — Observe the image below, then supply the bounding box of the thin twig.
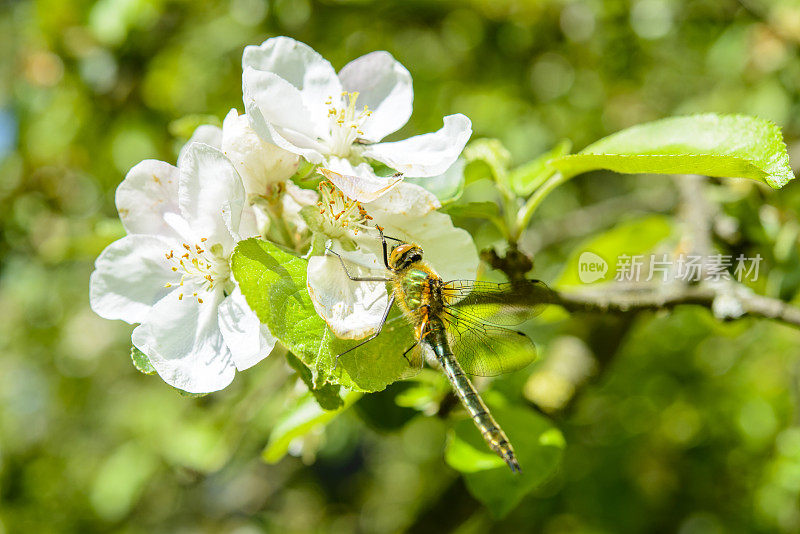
[553,282,800,328]
[676,174,716,260]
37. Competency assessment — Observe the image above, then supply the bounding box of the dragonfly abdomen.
[425,319,521,473]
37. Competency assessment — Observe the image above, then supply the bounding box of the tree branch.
[554,282,800,329]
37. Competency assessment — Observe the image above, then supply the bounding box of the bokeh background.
[4,0,800,532]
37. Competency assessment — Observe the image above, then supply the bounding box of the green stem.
[513,171,570,241]
[305,232,328,259]
[264,200,295,249]
[500,190,518,241]
[490,216,511,241]
[490,171,518,242]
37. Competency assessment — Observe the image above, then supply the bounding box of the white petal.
[244,92,327,164]
[115,160,180,237]
[89,234,179,324]
[362,114,473,177]
[307,254,389,339]
[375,210,479,282]
[132,289,235,393]
[236,205,260,242]
[178,143,245,253]
[338,51,413,142]
[285,180,319,207]
[243,67,323,141]
[404,157,466,203]
[243,37,342,127]
[249,203,271,238]
[333,240,387,271]
[218,288,277,371]
[319,158,403,203]
[178,124,223,165]
[221,109,300,196]
[364,181,441,219]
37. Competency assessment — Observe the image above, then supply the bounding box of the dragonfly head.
[388,243,424,271]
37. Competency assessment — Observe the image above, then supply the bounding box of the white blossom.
[90,143,276,393]
[241,37,472,185]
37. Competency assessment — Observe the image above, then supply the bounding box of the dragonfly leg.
[333,295,395,370]
[376,225,391,270]
[402,340,420,364]
[326,248,390,282]
[402,306,431,364]
[375,225,407,271]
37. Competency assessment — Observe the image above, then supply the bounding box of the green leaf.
[550,114,794,188]
[509,139,571,197]
[445,401,564,519]
[174,389,209,398]
[286,352,344,411]
[231,238,417,392]
[555,215,674,288]
[231,237,333,382]
[290,159,320,183]
[130,346,156,375]
[263,390,363,464]
[464,138,512,184]
[394,369,450,412]
[444,201,501,220]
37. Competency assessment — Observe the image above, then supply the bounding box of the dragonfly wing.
[443,279,554,326]
[442,308,538,377]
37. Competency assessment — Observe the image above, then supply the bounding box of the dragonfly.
[328,226,553,473]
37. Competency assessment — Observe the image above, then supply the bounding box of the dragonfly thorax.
[400,269,429,308]
[394,265,446,330]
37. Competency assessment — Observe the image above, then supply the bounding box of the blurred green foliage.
[4,0,800,532]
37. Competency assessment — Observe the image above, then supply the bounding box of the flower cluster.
[91,37,477,393]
